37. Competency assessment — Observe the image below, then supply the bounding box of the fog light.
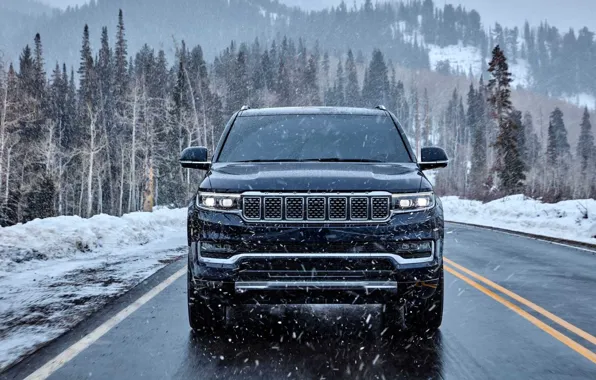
[200,242,235,254]
[395,241,433,258]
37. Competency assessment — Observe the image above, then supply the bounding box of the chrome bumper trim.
[198,251,434,266]
[235,281,398,292]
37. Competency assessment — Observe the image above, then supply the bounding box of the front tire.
[187,268,226,334]
[404,269,444,333]
[384,267,444,334]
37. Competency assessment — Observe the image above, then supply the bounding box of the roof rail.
[375,105,387,111]
[240,105,251,111]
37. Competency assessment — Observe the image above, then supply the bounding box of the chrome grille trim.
[241,192,392,223]
[200,249,435,266]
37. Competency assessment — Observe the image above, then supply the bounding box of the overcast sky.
[41,0,596,31]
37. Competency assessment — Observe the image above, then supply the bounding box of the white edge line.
[25,267,187,380]
[446,220,596,254]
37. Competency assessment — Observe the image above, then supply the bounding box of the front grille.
[241,193,391,223]
[329,197,347,220]
[307,197,325,220]
[243,197,261,219]
[285,197,304,220]
[350,197,368,220]
[372,197,390,219]
[264,197,282,220]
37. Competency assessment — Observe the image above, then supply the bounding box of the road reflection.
[180,305,443,379]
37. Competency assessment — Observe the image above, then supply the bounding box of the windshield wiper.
[300,158,383,162]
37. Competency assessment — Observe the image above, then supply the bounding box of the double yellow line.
[444,257,596,364]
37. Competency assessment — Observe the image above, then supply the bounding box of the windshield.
[217,114,412,163]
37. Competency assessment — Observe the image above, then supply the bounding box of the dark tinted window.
[217,114,412,163]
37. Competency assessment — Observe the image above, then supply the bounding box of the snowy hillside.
[560,93,596,111]
[427,43,531,88]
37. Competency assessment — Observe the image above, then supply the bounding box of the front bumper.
[187,205,444,303]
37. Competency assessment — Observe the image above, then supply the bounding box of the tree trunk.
[97,172,103,214]
[4,143,13,206]
[119,146,125,216]
[143,156,154,212]
[129,84,138,213]
[78,173,84,216]
[184,67,201,147]
[86,106,96,218]
[0,78,9,194]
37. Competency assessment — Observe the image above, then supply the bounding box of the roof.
[238,106,388,117]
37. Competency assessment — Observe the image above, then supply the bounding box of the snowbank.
[0,208,186,272]
[442,195,596,245]
[0,208,187,371]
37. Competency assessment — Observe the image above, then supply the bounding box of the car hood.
[201,162,431,193]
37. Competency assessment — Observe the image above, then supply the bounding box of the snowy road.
[2,224,596,379]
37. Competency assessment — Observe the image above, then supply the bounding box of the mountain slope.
[2,0,287,68]
[0,0,56,57]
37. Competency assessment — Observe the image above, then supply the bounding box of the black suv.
[180,107,448,334]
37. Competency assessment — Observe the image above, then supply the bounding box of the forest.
[0,9,594,226]
[2,0,596,98]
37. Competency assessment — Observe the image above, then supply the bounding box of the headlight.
[196,192,241,211]
[391,192,435,213]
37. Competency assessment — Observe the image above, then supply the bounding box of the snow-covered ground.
[0,208,187,371]
[427,43,531,88]
[1,195,594,370]
[442,195,596,245]
[428,43,482,76]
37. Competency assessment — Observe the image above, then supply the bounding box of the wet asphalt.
[2,223,596,380]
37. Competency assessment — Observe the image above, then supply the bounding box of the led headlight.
[391,192,435,213]
[196,192,241,211]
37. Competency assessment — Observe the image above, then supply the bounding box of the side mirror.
[180,147,210,170]
[419,147,449,171]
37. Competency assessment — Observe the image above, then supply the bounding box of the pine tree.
[546,107,571,199]
[487,45,525,194]
[576,107,594,174]
[547,107,570,166]
[362,49,389,107]
[98,27,112,101]
[18,45,35,97]
[344,50,360,106]
[261,49,274,92]
[304,55,320,105]
[394,80,409,132]
[114,10,128,103]
[512,110,526,164]
[334,60,345,106]
[322,52,330,88]
[33,33,46,105]
[78,25,94,106]
[470,77,488,197]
